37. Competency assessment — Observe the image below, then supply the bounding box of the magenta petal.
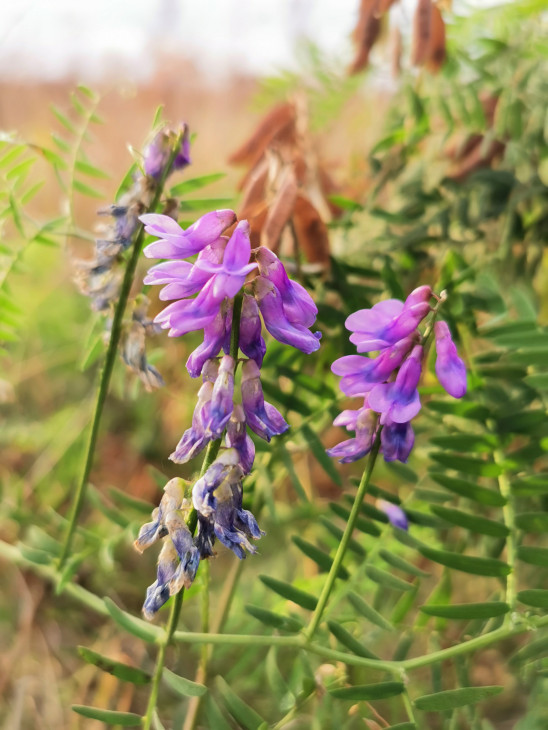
[331,355,371,376]
[345,299,404,333]
[140,213,184,237]
[434,321,467,398]
[223,220,251,270]
[144,260,193,285]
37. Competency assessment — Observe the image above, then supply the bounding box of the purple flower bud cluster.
[136,209,320,617]
[74,124,190,389]
[328,287,467,464]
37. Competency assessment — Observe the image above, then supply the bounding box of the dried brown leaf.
[261,167,298,252]
[292,194,330,266]
[411,0,433,66]
[228,103,296,167]
[349,0,382,75]
[425,3,446,72]
[238,158,268,220]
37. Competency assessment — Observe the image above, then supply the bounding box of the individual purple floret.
[225,405,255,475]
[143,123,191,180]
[434,321,467,398]
[377,499,409,531]
[381,420,415,463]
[367,345,423,424]
[238,294,266,367]
[328,288,466,465]
[331,336,415,397]
[186,303,232,378]
[241,359,289,442]
[347,286,432,353]
[256,248,318,327]
[142,210,236,260]
[254,277,321,354]
[326,402,377,463]
[204,355,235,437]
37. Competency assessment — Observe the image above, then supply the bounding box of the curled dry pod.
[292,194,330,267]
[262,167,298,252]
[349,0,382,75]
[411,0,433,66]
[425,3,446,73]
[228,103,296,168]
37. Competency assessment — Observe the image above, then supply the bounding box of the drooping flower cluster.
[135,209,320,618]
[328,287,467,465]
[74,124,190,388]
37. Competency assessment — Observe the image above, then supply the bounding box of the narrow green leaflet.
[279,446,308,502]
[414,686,503,712]
[330,503,381,536]
[215,676,266,730]
[162,668,207,697]
[320,517,366,556]
[74,160,110,179]
[245,605,303,632]
[327,621,379,659]
[78,646,150,685]
[431,506,509,538]
[104,598,163,643]
[347,591,393,631]
[259,575,318,610]
[418,547,510,577]
[379,549,430,578]
[517,590,548,609]
[515,512,548,533]
[429,473,506,506]
[517,546,548,566]
[73,179,104,199]
[292,536,349,578]
[365,565,414,592]
[71,706,142,725]
[419,603,510,619]
[510,636,548,666]
[169,172,225,196]
[430,453,504,477]
[330,682,404,701]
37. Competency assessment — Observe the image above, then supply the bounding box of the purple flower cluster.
[74,123,190,389]
[328,287,467,465]
[135,209,320,617]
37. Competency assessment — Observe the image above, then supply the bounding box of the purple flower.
[434,321,467,398]
[347,286,432,353]
[143,541,178,619]
[377,499,409,530]
[254,277,321,354]
[141,209,236,260]
[241,359,289,441]
[213,479,263,559]
[134,478,184,552]
[194,220,257,299]
[186,302,232,378]
[170,361,219,463]
[381,420,414,463]
[256,248,317,327]
[153,277,221,337]
[226,405,255,475]
[239,294,266,367]
[164,510,200,594]
[192,449,240,517]
[143,124,191,180]
[368,345,423,423]
[331,337,415,397]
[204,355,235,437]
[327,403,377,463]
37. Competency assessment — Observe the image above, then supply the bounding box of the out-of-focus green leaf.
[259,575,317,610]
[414,686,503,712]
[71,706,141,725]
[330,682,404,700]
[78,646,150,685]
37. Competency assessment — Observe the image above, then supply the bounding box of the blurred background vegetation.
[1,1,547,728]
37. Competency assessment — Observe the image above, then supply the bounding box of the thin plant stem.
[303,427,382,642]
[142,293,244,729]
[57,137,183,571]
[494,448,518,614]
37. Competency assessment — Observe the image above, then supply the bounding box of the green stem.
[57,138,183,571]
[303,428,382,642]
[494,448,517,613]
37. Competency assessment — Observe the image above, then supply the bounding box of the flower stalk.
[58,133,184,571]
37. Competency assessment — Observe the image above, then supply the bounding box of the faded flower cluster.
[328,287,467,464]
[135,209,320,618]
[74,124,190,390]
